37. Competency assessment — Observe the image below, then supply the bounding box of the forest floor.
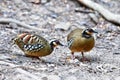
[0,0,120,80]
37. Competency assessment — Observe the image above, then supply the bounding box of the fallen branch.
[0,18,47,31]
[78,0,120,25]
[0,60,41,80]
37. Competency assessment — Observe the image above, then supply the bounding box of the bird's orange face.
[51,40,63,48]
[53,42,58,47]
[86,30,93,35]
[85,28,97,35]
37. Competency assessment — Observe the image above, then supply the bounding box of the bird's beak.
[59,42,64,46]
[93,30,98,33]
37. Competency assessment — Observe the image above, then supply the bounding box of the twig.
[78,0,120,25]
[75,8,94,13]
[0,18,47,31]
[0,61,41,80]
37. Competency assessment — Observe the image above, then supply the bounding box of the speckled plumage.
[14,33,62,57]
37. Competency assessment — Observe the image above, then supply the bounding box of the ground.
[0,0,120,80]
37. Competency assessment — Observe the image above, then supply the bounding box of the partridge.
[67,28,97,61]
[14,33,63,58]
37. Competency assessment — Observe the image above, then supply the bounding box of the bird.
[67,28,97,61]
[13,33,63,58]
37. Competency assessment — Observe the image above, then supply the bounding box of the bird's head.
[50,40,63,48]
[82,28,98,38]
[84,28,97,35]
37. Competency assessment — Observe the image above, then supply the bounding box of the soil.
[0,0,120,80]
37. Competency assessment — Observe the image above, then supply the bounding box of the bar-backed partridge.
[67,28,97,61]
[14,33,63,58]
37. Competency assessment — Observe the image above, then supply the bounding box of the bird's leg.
[71,52,75,60]
[81,52,86,62]
[81,52,90,62]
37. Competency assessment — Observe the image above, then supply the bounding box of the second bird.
[67,28,97,61]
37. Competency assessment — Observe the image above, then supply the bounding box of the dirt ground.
[0,0,120,80]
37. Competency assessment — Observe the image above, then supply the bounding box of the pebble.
[0,54,11,60]
[41,0,48,4]
[41,75,61,80]
[49,12,59,18]
[13,74,41,80]
[29,22,38,26]
[55,22,71,30]
[68,59,79,63]
[106,25,118,32]
[47,63,55,67]
[96,64,118,73]
[115,76,120,80]
[65,76,77,80]
[89,13,99,23]
[113,52,120,55]
[30,14,40,20]
[69,68,78,73]
[14,0,23,4]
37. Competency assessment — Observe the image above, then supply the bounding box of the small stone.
[101,75,111,80]
[89,13,99,23]
[115,76,120,80]
[107,25,118,32]
[69,69,78,73]
[13,74,39,80]
[47,63,55,67]
[0,54,11,59]
[41,0,48,4]
[29,22,38,26]
[14,0,22,3]
[113,52,120,55]
[47,75,61,80]
[50,13,58,18]
[74,59,79,63]
[8,6,12,9]
[9,23,18,28]
[55,22,71,31]
[65,76,77,80]
[68,59,79,63]
[30,14,40,20]
[41,77,48,80]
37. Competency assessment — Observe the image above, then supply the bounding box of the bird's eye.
[53,42,57,46]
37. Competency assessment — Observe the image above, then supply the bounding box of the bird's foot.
[25,55,46,62]
[80,57,90,62]
[65,56,79,63]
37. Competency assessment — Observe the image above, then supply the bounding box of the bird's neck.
[82,31,92,39]
[50,42,54,50]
